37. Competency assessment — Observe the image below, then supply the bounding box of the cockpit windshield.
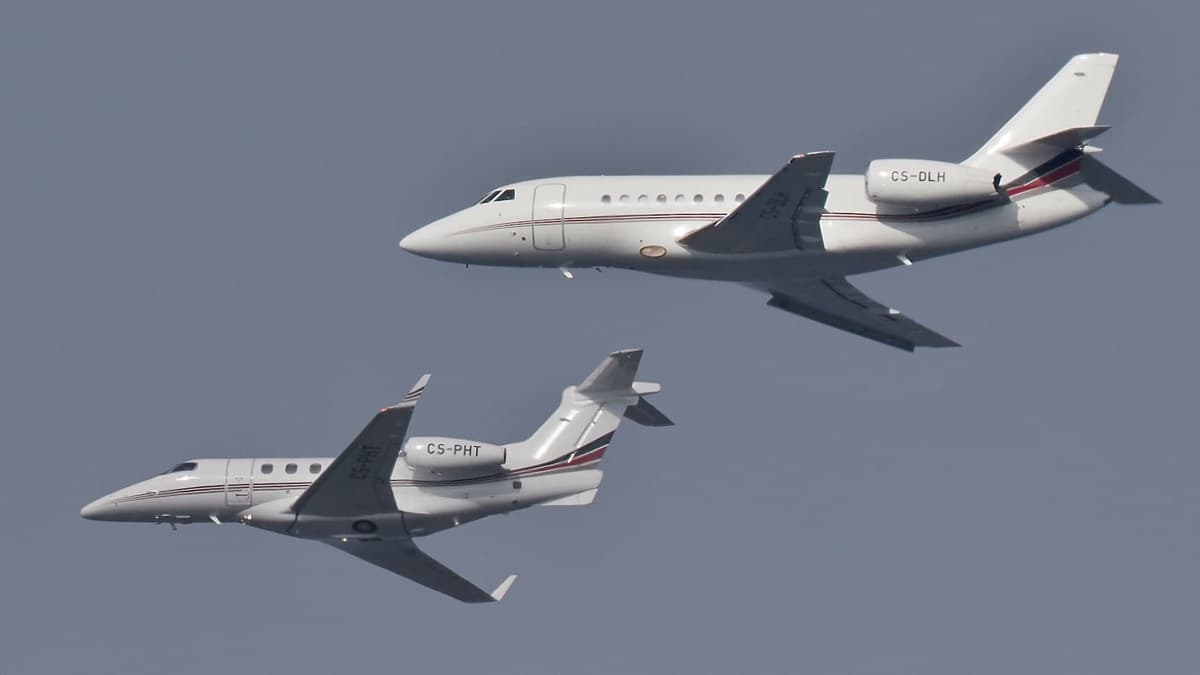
[477,188,515,205]
[162,461,197,474]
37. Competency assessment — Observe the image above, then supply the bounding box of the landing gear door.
[531,183,566,250]
[225,458,253,507]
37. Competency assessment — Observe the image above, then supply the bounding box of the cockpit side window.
[478,189,502,204]
[493,188,515,202]
[164,461,197,474]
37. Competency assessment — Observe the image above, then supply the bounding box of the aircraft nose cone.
[399,226,437,257]
[80,497,116,521]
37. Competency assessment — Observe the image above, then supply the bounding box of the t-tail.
[507,349,672,507]
[963,52,1158,204]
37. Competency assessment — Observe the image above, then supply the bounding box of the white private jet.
[81,350,671,603]
[400,53,1157,351]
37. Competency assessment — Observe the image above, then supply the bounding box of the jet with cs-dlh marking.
[81,350,671,603]
[400,53,1157,351]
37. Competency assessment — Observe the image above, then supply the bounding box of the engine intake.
[865,159,1001,207]
[404,436,506,472]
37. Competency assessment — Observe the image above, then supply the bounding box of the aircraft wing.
[327,537,517,603]
[680,152,834,253]
[754,277,959,351]
[289,375,429,517]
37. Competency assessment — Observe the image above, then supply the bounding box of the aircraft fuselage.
[80,455,601,537]
[401,172,1109,281]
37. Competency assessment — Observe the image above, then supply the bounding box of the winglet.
[393,374,430,409]
[490,574,518,602]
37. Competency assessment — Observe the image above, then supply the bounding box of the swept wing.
[681,152,834,253]
[290,375,428,517]
[291,375,517,602]
[328,538,516,603]
[754,277,958,351]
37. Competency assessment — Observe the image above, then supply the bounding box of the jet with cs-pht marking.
[81,350,671,603]
[400,53,1157,351]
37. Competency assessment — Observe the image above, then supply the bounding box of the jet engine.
[404,437,506,472]
[865,160,1001,207]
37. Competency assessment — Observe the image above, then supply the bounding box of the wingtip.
[609,347,644,358]
[1072,52,1118,64]
[391,373,430,409]
[490,574,518,602]
[788,151,837,171]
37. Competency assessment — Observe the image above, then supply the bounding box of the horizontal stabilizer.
[632,382,660,396]
[623,396,674,427]
[1004,125,1110,155]
[1080,155,1160,204]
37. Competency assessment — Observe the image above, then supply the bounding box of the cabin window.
[164,461,197,474]
[478,189,501,204]
[285,463,297,474]
[261,463,274,474]
[493,188,515,202]
[693,194,704,203]
[637,194,648,204]
[735,193,746,202]
[309,463,322,474]
[674,194,686,203]
[601,195,611,204]
[714,194,725,203]
[618,194,630,204]
[656,194,667,204]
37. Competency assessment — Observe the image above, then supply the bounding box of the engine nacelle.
[404,436,506,472]
[865,160,1000,207]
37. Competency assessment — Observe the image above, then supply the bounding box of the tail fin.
[507,349,671,506]
[578,350,673,427]
[964,53,1157,204]
[965,53,1118,175]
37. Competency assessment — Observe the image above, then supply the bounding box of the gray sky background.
[2,2,1196,674]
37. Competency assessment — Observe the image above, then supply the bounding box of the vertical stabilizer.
[577,349,643,396]
[511,350,649,464]
[965,53,1118,175]
[505,350,671,505]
